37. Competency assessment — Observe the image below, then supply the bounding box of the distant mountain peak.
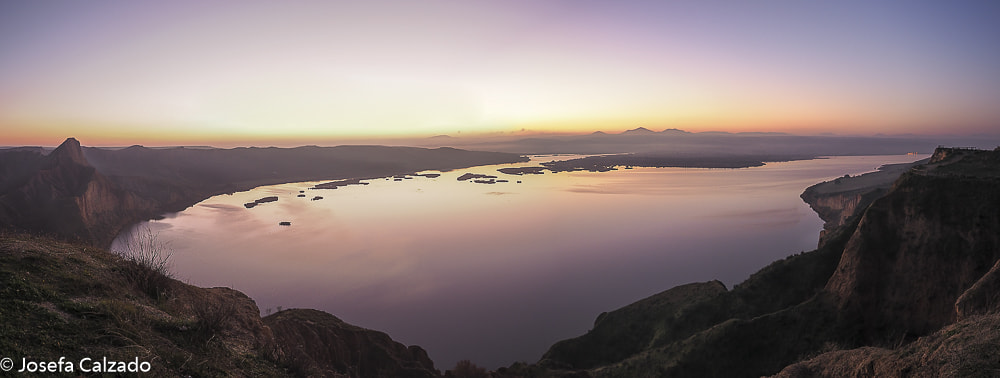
[659,128,690,134]
[622,127,655,135]
[49,137,89,166]
[590,131,609,136]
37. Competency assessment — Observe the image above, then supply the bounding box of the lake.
[113,154,926,369]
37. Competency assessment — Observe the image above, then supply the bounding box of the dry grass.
[772,313,1000,378]
[112,226,174,300]
[0,232,291,377]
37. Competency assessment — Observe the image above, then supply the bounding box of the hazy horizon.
[6,127,1000,150]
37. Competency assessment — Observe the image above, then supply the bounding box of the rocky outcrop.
[955,259,1000,319]
[800,158,927,247]
[799,187,871,239]
[824,149,1000,344]
[0,138,156,246]
[265,309,439,378]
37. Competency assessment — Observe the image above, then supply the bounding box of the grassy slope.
[774,313,1000,378]
[0,232,290,377]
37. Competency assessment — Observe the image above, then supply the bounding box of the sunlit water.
[114,154,926,369]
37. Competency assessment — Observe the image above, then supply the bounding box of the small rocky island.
[498,166,546,175]
[278,221,291,226]
[312,178,370,189]
[244,196,279,208]
[457,173,498,181]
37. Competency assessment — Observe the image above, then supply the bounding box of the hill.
[0,232,439,377]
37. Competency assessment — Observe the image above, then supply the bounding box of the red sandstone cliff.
[0,138,155,246]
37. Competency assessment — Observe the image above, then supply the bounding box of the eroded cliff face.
[0,138,155,246]
[825,149,1000,343]
[800,158,926,247]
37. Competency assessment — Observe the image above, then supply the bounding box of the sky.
[2,0,999,146]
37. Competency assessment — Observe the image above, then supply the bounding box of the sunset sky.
[2,1,999,146]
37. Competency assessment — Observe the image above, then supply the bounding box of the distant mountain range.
[413,128,1000,156]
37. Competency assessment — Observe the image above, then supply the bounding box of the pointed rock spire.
[49,138,90,166]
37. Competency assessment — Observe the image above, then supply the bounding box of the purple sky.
[2,1,999,145]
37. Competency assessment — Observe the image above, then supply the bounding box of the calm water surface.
[115,154,926,368]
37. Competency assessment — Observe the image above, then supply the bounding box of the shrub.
[193,300,238,341]
[113,226,173,300]
[447,360,489,378]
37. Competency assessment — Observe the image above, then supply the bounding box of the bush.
[113,226,173,300]
[447,360,489,378]
[193,300,238,341]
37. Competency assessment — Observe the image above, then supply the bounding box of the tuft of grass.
[113,226,174,300]
[447,360,489,378]
[193,300,239,341]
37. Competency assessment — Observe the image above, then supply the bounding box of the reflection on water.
[114,154,926,369]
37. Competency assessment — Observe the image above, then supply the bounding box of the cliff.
[0,138,157,246]
[0,232,439,377]
[519,147,1000,377]
[824,154,1000,343]
[771,147,1000,377]
[800,157,927,247]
